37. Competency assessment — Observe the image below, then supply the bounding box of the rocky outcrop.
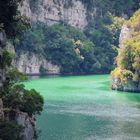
[15,111,36,140]
[16,52,60,75]
[6,42,60,75]
[19,0,88,29]
[19,0,32,18]
[111,75,140,92]
[119,25,132,47]
[111,10,140,92]
[111,24,140,92]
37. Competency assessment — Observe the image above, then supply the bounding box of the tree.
[0,120,24,140]
[0,0,30,38]
[1,66,44,117]
[21,89,44,117]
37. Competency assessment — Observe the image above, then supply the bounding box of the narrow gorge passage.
[24,75,140,140]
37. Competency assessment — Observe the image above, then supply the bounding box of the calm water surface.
[24,75,140,140]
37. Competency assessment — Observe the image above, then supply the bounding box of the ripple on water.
[25,75,140,140]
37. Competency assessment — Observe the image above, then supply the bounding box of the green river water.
[24,75,140,140]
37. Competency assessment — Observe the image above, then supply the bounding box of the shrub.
[0,120,24,140]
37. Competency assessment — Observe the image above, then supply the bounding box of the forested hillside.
[0,0,140,140]
[15,0,139,75]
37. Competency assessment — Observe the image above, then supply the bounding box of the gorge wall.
[0,31,36,140]
[19,0,88,29]
[0,99,4,121]
[16,0,139,75]
[0,32,5,121]
[0,32,6,87]
[17,0,89,75]
[15,52,60,75]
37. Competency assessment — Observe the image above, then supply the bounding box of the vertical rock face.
[111,24,137,92]
[16,52,60,75]
[0,32,36,140]
[17,0,90,75]
[15,112,35,140]
[111,10,140,92]
[0,32,7,87]
[119,25,132,47]
[19,0,32,18]
[0,99,4,120]
[0,32,6,47]
[19,0,88,29]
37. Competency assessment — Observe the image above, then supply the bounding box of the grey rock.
[15,111,36,140]
[0,99,4,120]
[19,0,88,29]
[15,52,60,75]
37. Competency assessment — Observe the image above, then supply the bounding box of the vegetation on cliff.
[15,15,124,74]
[0,0,30,38]
[0,43,44,140]
[81,0,139,16]
[15,0,140,74]
[111,9,140,92]
[0,0,44,139]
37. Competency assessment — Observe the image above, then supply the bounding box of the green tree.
[0,0,30,38]
[21,89,44,117]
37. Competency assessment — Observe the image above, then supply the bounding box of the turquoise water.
[24,75,140,140]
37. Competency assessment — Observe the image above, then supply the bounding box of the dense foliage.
[15,0,140,74]
[0,0,44,139]
[0,120,24,140]
[0,0,30,38]
[81,0,139,16]
[16,16,123,74]
[0,50,44,139]
[111,9,140,88]
[0,50,44,117]
[84,14,124,73]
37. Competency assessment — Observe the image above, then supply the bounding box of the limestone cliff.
[111,9,140,92]
[0,99,4,120]
[18,0,88,75]
[6,41,60,75]
[0,32,7,87]
[0,31,36,140]
[19,0,88,29]
[16,52,60,75]
[111,24,138,92]
[15,111,36,140]
[119,25,132,48]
